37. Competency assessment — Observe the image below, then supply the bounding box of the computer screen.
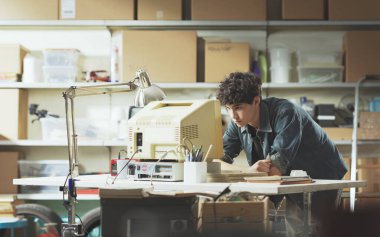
[127,99,224,161]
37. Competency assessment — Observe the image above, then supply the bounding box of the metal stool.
[0,218,28,237]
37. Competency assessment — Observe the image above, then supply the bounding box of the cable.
[149,148,177,186]
[214,185,231,202]
[62,172,71,211]
[111,149,141,184]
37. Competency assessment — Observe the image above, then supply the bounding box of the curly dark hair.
[217,72,262,105]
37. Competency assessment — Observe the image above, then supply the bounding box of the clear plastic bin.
[19,160,69,193]
[43,66,77,83]
[297,66,344,83]
[40,117,111,141]
[297,51,343,67]
[43,49,80,66]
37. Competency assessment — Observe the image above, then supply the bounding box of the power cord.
[111,149,141,184]
[149,148,177,186]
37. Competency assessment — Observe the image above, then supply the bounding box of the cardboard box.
[138,0,182,20]
[112,30,197,83]
[198,197,269,234]
[282,0,325,20]
[200,40,250,83]
[0,152,22,194]
[323,128,352,141]
[0,89,28,140]
[344,31,380,82]
[191,0,267,20]
[358,128,380,140]
[360,112,380,129]
[60,0,134,20]
[200,222,270,235]
[199,197,268,222]
[329,0,380,20]
[357,158,380,193]
[0,44,28,76]
[0,0,58,20]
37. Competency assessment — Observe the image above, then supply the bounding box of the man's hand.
[248,160,271,173]
[268,165,282,176]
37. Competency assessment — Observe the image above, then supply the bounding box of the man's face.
[225,97,260,128]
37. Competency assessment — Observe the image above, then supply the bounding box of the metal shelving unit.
[2,81,380,89]
[2,20,380,209]
[0,140,127,147]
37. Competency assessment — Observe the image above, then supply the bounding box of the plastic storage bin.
[270,48,291,67]
[297,66,343,83]
[297,51,343,67]
[18,160,69,193]
[43,49,80,66]
[40,117,111,141]
[43,66,78,83]
[270,66,291,83]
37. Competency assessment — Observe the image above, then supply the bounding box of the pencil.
[203,144,213,162]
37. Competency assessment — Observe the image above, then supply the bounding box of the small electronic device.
[113,159,184,181]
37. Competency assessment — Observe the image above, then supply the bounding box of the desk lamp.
[61,69,166,236]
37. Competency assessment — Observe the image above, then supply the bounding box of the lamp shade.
[134,84,166,107]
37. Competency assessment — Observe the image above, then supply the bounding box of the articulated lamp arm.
[61,69,166,236]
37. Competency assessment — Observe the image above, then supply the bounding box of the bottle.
[110,46,120,82]
[258,51,267,83]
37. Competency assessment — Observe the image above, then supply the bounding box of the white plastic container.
[43,49,80,66]
[184,162,207,184]
[297,66,344,83]
[19,160,69,193]
[270,48,291,67]
[22,54,43,83]
[270,66,291,83]
[297,51,343,67]
[43,66,78,83]
[40,117,111,141]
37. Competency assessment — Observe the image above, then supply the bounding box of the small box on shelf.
[0,0,58,20]
[191,0,267,20]
[282,0,325,20]
[60,0,134,20]
[137,0,182,20]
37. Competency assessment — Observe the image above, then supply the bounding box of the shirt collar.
[259,101,273,133]
[240,101,272,134]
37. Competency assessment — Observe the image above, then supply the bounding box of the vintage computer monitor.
[127,99,224,161]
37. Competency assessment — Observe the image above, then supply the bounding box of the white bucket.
[270,48,291,67]
[270,66,291,83]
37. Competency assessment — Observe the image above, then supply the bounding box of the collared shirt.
[222,97,347,179]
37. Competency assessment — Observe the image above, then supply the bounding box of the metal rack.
[350,75,380,211]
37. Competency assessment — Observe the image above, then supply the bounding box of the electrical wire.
[111,149,141,184]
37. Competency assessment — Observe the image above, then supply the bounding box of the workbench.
[14,175,366,237]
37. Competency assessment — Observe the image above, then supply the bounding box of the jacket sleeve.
[269,107,303,174]
[222,121,242,164]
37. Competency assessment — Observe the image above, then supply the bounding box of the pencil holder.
[184,162,207,184]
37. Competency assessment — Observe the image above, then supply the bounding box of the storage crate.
[297,66,343,83]
[19,160,69,193]
[43,66,78,83]
[40,117,111,141]
[297,51,343,67]
[43,49,80,66]
[197,197,269,235]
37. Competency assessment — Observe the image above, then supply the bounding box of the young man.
[217,72,347,235]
